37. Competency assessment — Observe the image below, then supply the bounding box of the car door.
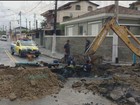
[15,41,20,54]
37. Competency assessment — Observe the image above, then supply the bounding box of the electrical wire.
[23,1,42,14]
[0,13,16,18]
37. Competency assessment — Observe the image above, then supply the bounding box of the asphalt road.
[0,39,54,67]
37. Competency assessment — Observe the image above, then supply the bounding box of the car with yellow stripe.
[11,39,41,57]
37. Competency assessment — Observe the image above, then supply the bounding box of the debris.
[71,65,140,105]
[30,80,37,87]
[109,89,124,101]
[72,81,83,88]
[9,93,17,101]
[126,97,136,105]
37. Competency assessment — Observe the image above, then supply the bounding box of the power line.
[0,13,16,18]
[23,1,42,14]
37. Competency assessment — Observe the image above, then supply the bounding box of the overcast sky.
[0,0,136,30]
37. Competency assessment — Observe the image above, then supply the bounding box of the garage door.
[91,24,99,36]
[67,27,73,36]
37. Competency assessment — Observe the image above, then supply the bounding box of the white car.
[1,35,7,41]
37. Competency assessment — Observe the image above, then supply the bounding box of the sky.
[0,0,136,31]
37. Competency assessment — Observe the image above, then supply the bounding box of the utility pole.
[9,21,11,41]
[36,20,38,30]
[29,21,31,31]
[115,0,119,21]
[34,13,36,29]
[19,11,22,36]
[26,18,27,31]
[112,0,119,63]
[3,25,4,32]
[52,0,58,54]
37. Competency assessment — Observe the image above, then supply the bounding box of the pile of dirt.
[72,65,140,105]
[0,66,63,101]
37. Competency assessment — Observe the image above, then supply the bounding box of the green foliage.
[40,20,47,28]
[0,31,6,35]
[59,24,65,31]
[21,30,28,34]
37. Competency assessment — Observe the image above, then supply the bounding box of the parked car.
[0,35,7,41]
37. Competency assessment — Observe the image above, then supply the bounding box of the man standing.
[85,38,91,53]
[64,40,70,63]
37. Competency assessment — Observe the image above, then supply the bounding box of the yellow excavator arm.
[85,18,140,57]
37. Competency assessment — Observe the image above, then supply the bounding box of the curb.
[41,53,62,60]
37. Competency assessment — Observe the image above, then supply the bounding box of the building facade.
[41,0,99,31]
[13,27,27,34]
[61,5,140,36]
[130,1,140,10]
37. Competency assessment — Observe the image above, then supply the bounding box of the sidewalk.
[39,47,64,60]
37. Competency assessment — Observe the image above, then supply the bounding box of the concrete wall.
[39,35,140,63]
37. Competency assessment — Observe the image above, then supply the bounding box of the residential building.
[61,4,140,36]
[13,26,27,34]
[130,1,140,10]
[41,0,99,32]
[34,4,140,63]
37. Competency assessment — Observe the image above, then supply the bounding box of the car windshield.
[2,36,6,38]
[20,40,36,46]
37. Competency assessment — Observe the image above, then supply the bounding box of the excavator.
[85,17,140,62]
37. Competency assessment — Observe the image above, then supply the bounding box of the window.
[88,6,93,11]
[91,24,99,36]
[75,5,81,10]
[63,16,71,22]
[79,26,83,35]
[67,27,73,36]
[36,32,39,38]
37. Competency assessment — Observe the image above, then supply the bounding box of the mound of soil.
[0,66,63,101]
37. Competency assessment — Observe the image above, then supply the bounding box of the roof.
[58,1,99,11]
[41,9,54,16]
[67,4,140,21]
[14,27,27,29]
[41,0,99,16]
[130,1,140,6]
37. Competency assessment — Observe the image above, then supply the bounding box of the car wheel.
[19,50,22,57]
[11,48,14,55]
[35,55,39,58]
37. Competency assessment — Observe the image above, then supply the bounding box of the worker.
[67,56,76,67]
[82,60,92,77]
[64,40,70,63]
[85,38,91,53]
[62,56,76,78]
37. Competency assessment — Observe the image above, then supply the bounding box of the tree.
[40,20,47,28]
